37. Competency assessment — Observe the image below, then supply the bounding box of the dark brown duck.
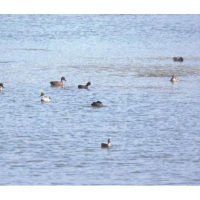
[91,101,103,107]
[78,82,91,89]
[50,77,66,87]
[101,139,111,148]
[173,57,183,62]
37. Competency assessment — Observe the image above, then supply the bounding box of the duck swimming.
[170,74,178,82]
[78,82,91,89]
[40,92,51,102]
[91,101,103,107]
[50,77,66,87]
[101,139,111,148]
[173,57,184,62]
[0,83,4,91]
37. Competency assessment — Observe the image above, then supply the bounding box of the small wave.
[14,48,50,51]
[0,61,13,63]
[26,160,46,163]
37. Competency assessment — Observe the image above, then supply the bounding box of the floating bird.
[50,77,66,87]
[78,82,91,89]
[101,139,111,148]
[0,83,4,91]
[170,74,178,82]
[91,101,103,107]
[40,92,51,102]
[173,57,183,62]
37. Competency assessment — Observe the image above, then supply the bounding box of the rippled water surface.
[0,14,200,185]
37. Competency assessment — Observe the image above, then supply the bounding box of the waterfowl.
[91,101,103,107]
[78,82,91,89]
[170,74,178,82]
[40,92,51,102]
[0,83,4,91]
[50,77,66,87]
[173,57,183,62]
[101,139,111,148]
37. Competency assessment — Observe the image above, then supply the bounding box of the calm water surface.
[0,15,200,185]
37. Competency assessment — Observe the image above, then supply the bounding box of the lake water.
[0,14,200,185]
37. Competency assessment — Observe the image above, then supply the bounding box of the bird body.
[50,77,66,87]
[0,83,4,91]
[40,92,51,102]
[101,139,111,148]
[78,82,91,89]
[91,101,103,107]
[173,57,183,62]
[170,75,178,82]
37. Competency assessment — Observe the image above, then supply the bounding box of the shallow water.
[0,14,200,185]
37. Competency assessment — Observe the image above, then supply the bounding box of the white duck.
[40,92,51,102]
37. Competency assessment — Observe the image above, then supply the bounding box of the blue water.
[0,14,200,185]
